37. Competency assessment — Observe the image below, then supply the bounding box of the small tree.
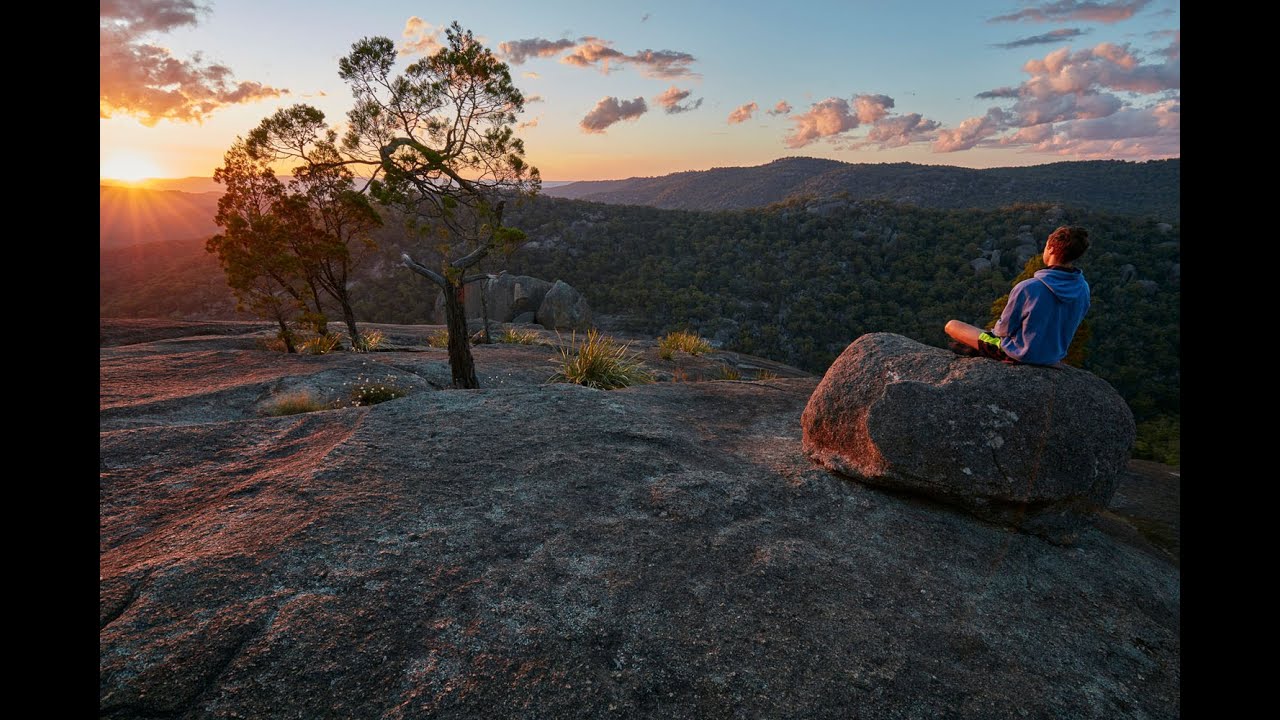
[247,23,539,387]
[279,155,382,349]
[208,141,314,351]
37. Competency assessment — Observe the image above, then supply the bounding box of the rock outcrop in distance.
[434,274,593,331]
[802,333,1135,543]
[100,320,1177,719]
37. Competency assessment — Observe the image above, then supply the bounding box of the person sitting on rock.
[945,225,1091,366]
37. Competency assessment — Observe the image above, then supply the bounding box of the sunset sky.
[100,0,1180,183]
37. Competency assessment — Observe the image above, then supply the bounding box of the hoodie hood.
[1033,267,1089,304]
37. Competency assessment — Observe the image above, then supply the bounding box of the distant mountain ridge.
[544,157,1180,219]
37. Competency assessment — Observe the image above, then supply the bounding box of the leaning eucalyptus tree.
[246,22,540,387]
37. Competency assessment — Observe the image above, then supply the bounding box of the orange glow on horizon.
[101,153,165,185]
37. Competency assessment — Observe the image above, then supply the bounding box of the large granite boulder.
[537,279,593,330]
[433,275,556,324]
[465,274,553,322]
[801,333,1135,543]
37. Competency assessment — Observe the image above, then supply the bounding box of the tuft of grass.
[299,333,342,355]
[500,327,540,345]
[353,329,386,352]
[548,329,654,390]
[754,370,779,380]
[658,346,675,361]
[658,330,712,356]
[715,363,742,380]
[264,390,328,416]
[427,329,450,348]
[670,367,689,383]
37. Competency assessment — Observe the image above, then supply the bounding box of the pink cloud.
[399,17,442,56]
[627,49,698,78]
[933,109,1007,152]
[854,94,894,123]
[856,113,942,149]
[989,1,1152,24]
[654,86,703,114]
[988,101,1178,158]
[1017,42,1178,98]
[783,94,899,147]
[768,100,792,116]
[100,0,287,124]
[580,96,647,133]
[728,102,759,124]
[784,98,854,146]
[562,38,628,72]
[499,37,576,64]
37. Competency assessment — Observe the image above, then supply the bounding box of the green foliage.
[1133,415,1180,466]
[659,330,713,356]
[548,330,654,390]
[264,390,328,416]
[299,333,342,355]
[499,327,540,345]
[427,329,450,348]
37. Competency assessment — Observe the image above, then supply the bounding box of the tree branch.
[400,252,446,287]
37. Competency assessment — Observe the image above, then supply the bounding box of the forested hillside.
[101,193,1179,431]
[546,157,1180,220]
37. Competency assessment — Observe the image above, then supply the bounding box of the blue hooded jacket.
[992,267,1091,365]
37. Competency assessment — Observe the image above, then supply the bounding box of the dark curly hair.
[1046,226,1089,263]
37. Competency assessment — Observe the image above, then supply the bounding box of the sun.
[101,153,164,184]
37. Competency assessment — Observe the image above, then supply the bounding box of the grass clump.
[353,329,386,352]
[548,329,654,390]
[658,330,712,356]
[754,369,779,380]
[299,333,342,355]
[715,363,742,380]
[500,327,540,345]
[658,346,675,361]
[264,390,328,416]
[426,329,450,348]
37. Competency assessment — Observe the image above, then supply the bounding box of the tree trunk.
[276,317,297,353]
[443,279,479,388]
[479,276,492,345]
[307,279,328,335]
[337,290,361,351]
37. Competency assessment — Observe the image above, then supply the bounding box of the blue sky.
[100,0,1180,181]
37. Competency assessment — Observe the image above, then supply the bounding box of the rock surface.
[801,333,1135,542]
[101,320,1176,719]
[538,279,593,330]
